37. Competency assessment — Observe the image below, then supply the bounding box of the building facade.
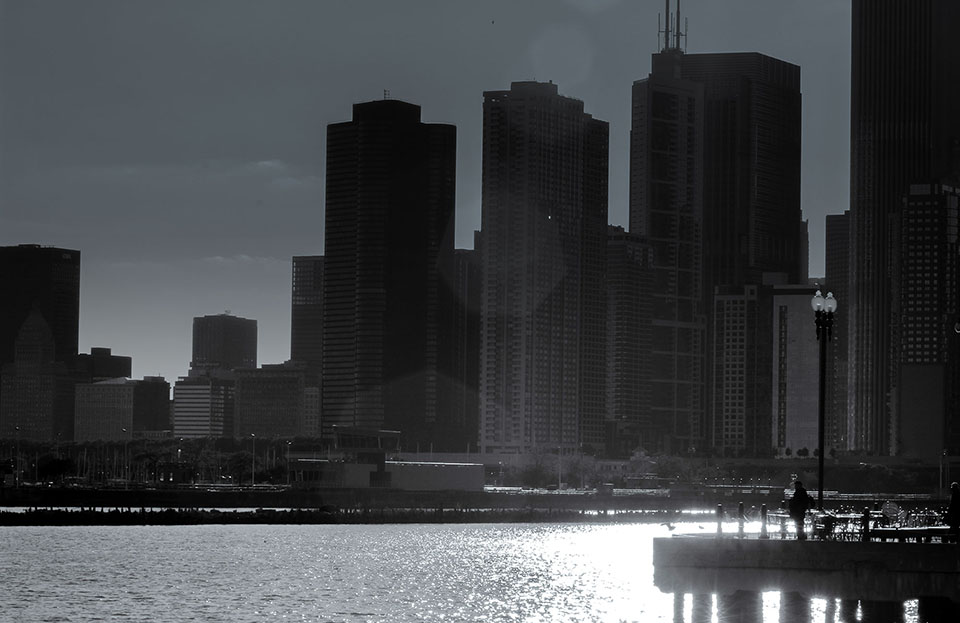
[323,99,456,449]
[290,255,324,373]
[234,363,314,438]
[824,212,851,452]
[605,226,654,456]
[630,47,705,454]
[74,376,170,442]
[172,375,235,439]
[849,0,960,454]
[893,183,960,458]
[479,81,608,454]
[190,314,257,377]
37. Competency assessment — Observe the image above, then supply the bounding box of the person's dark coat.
[789,484,813,520]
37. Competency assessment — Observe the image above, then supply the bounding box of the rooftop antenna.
[662,0,671,51]
[674,0,681,50]
[383,89,390,100]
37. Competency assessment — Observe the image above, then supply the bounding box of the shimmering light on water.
[0,522,924,622]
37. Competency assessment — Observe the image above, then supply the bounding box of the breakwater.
[0,505,687,526]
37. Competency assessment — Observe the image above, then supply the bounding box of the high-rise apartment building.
[849,0,960,454]
[323,99,456,448]
[447,244,481,452]
[630,45,705,454]
[605,226,654,456]
[234,363,314,438]
[290,256,324,373]
[190,314,257,377]
[478,81,608,455]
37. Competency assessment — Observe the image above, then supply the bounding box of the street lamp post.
[811,289,837,512]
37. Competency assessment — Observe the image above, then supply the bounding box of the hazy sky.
[0,0,850,385]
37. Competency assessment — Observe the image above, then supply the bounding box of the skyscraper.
[824,212,850,452]
[849,0,960,454]
[290,256,324,372]
[190,313,257,377]
[679,53,804,289]
[630,44,705,454]
[478,81,608,455]
[0,244,80,369]
[605,226,653,456]
[322,99,456,448]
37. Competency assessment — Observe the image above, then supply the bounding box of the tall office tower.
[605,226,654,457]
[74,376,170,441]
[849,0,960,455]
[678,54,804,290]
[290,256,324,373]
[893,184,960,457]
[630,38,705,454]
[189,313,257,377]
[323,99,456,448]
[0,245,81,368]
[0,311,74,440]
[824,212,851,452]
[173,375,234,438]
[479,81,608,455]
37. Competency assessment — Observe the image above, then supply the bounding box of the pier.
[653,506,960,622]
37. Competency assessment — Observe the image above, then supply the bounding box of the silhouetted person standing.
[789,480,814,540]
[947,482,960,542]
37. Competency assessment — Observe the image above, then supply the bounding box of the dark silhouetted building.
[849,0,960,455]
[824,211,850,453]
[0,244,80,369]
[73,347,132,382]
[680,53,804,290]
[291,256,324,373]
[447,244,481,452]
[190,313,257,378]
[630,43,705,454]
[605,226,654,457]
[234,362,316,438]
[323,99,456,449]
[74,376,170,441]
[479,81,608,455]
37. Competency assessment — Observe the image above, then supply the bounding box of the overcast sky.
[0,0,850,385]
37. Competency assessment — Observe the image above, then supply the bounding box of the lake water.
[0,522,924,622]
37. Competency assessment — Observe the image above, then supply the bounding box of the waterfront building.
[824,212,850,452]
[74,376,171,442]
[478,81,608,455]
[172,375,234,439]
[893,183,960,458]
[323,99,456,449]
[290,255,323,375]
[605,226,654,456]
[189,313,257,378]
[848,0,960,455]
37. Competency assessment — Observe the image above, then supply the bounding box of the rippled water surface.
[2,522,675,623]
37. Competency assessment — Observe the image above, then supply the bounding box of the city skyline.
[0,1,851,386]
